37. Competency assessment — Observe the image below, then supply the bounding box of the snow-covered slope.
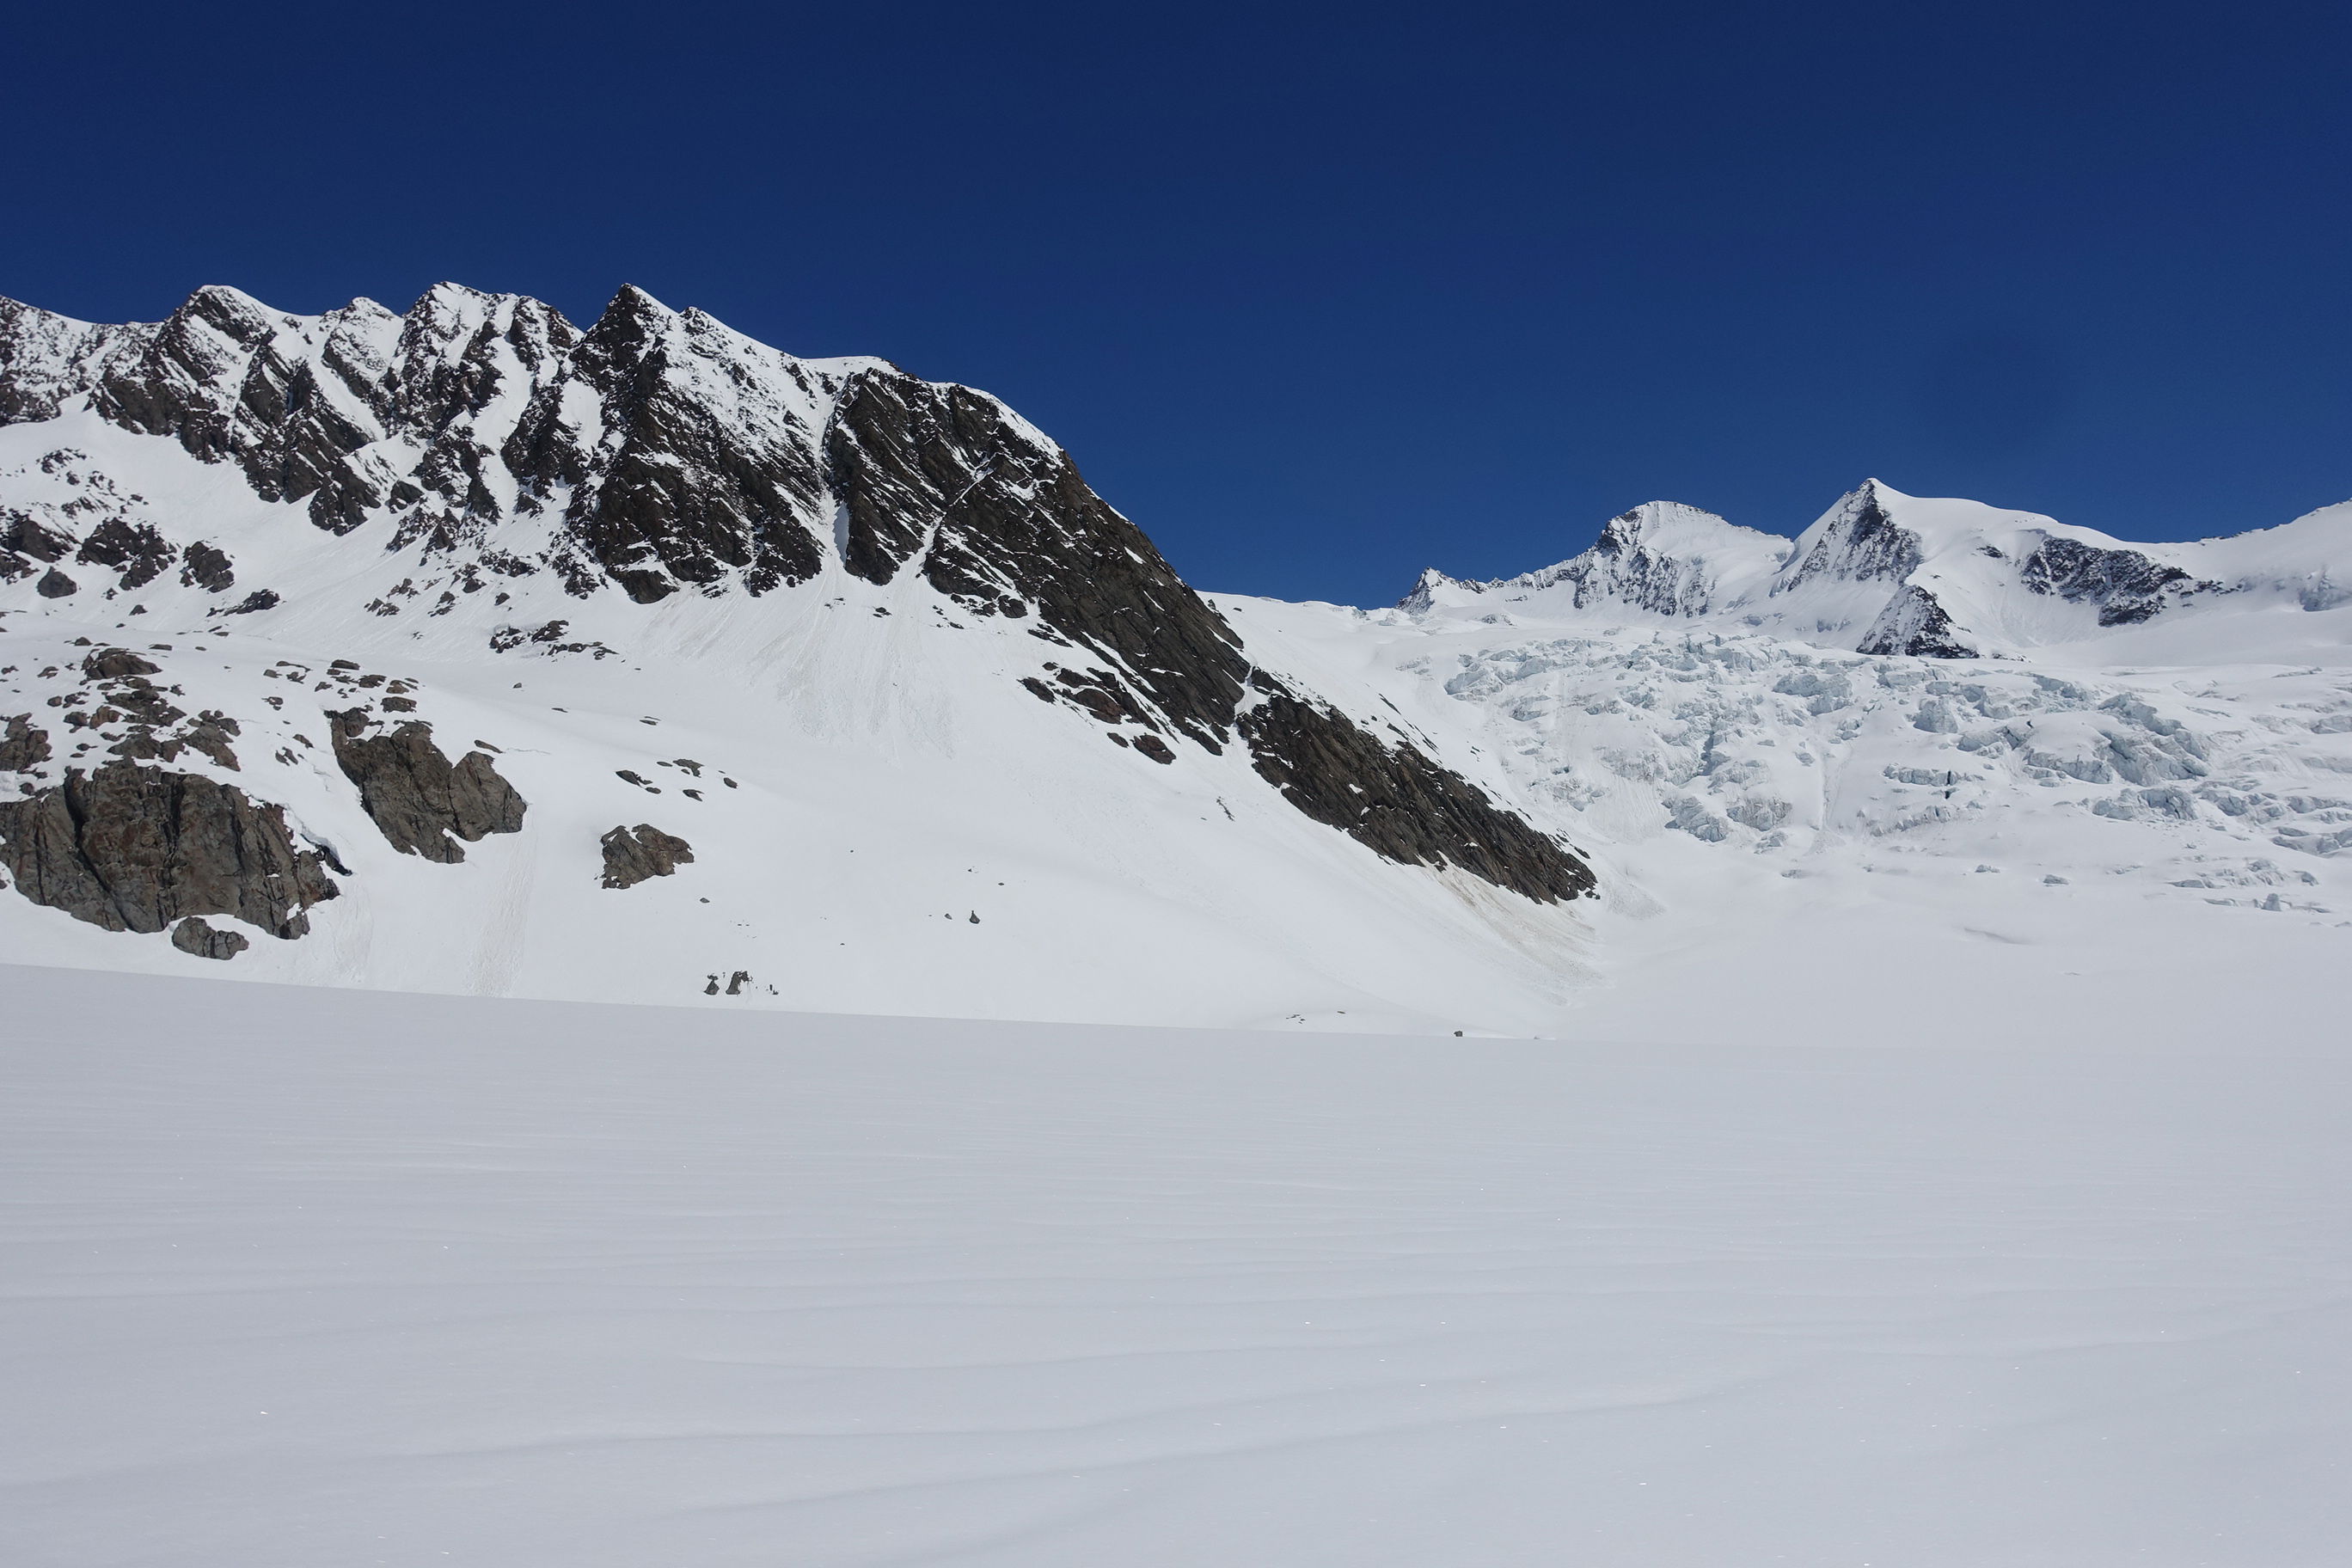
[0,285,1591,1032]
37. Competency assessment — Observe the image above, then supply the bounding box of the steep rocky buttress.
[0,281,1598,934]
[0,282,1596,991]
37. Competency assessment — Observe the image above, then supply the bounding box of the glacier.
[3,283,2349,1565]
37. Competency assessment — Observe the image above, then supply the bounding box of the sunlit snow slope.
[4,964,2347,1566]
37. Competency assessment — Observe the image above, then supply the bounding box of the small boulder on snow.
[171,915,249,960]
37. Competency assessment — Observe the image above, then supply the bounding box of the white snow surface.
[4,961,2348,1565]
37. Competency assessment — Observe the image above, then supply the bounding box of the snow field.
[4,962,2349,1565]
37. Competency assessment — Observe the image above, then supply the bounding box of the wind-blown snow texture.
[3,285,2349,1035]
[3,964,2348,1565]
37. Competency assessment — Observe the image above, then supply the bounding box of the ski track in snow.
[3,963,2348,1565]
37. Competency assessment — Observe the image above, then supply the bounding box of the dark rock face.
[0,298,150,426]
[600,823,694,888]
[542,291,830,600]
[329,712,526,862]
[35,567,77,597]
[0,714,51,772]
[172,915,250,960]
[1859,585,1978,658]
[83,647,161,680]
[1519,506,1754,617]
[0,761,339,937]
[2020,536,2214,626]
[824,374,1251,750]
[77,518,178,589]
[1777,485,1923,592]
[85,286,399,523]
[2,511,69,583]
[181,542,236,592]
[1236,680,1596,903]
[818,374,1598,896]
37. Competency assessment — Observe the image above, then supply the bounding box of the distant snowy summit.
[1404,480,2352,660]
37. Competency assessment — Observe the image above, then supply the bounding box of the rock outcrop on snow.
[1237,677,1594,902]
[599,824,693,889]
[0,757,338,938]
[170,915,250,959]
[328,712,526,863]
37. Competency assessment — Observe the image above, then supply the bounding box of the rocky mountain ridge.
[0,284,1592,1028]
[5,284,2345,1032]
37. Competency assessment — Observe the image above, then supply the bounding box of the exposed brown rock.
[600,823,694,889]
[329,711,526,862]
[171,915,250,960]
[81,647,162,680]
[0,761,339,936]
[0,714,50,772]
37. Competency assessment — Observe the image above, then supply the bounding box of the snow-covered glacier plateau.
[4,963,2348,1566]
[4,285,2350,1566]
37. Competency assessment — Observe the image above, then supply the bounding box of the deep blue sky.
[6,1,2347,603]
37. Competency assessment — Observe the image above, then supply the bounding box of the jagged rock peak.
[1773,478,1928,591]
[0,281,1599,915]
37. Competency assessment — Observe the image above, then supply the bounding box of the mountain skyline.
[8,1,2348,609]
[3,279,2345,1033]
[9,281,2346,616]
